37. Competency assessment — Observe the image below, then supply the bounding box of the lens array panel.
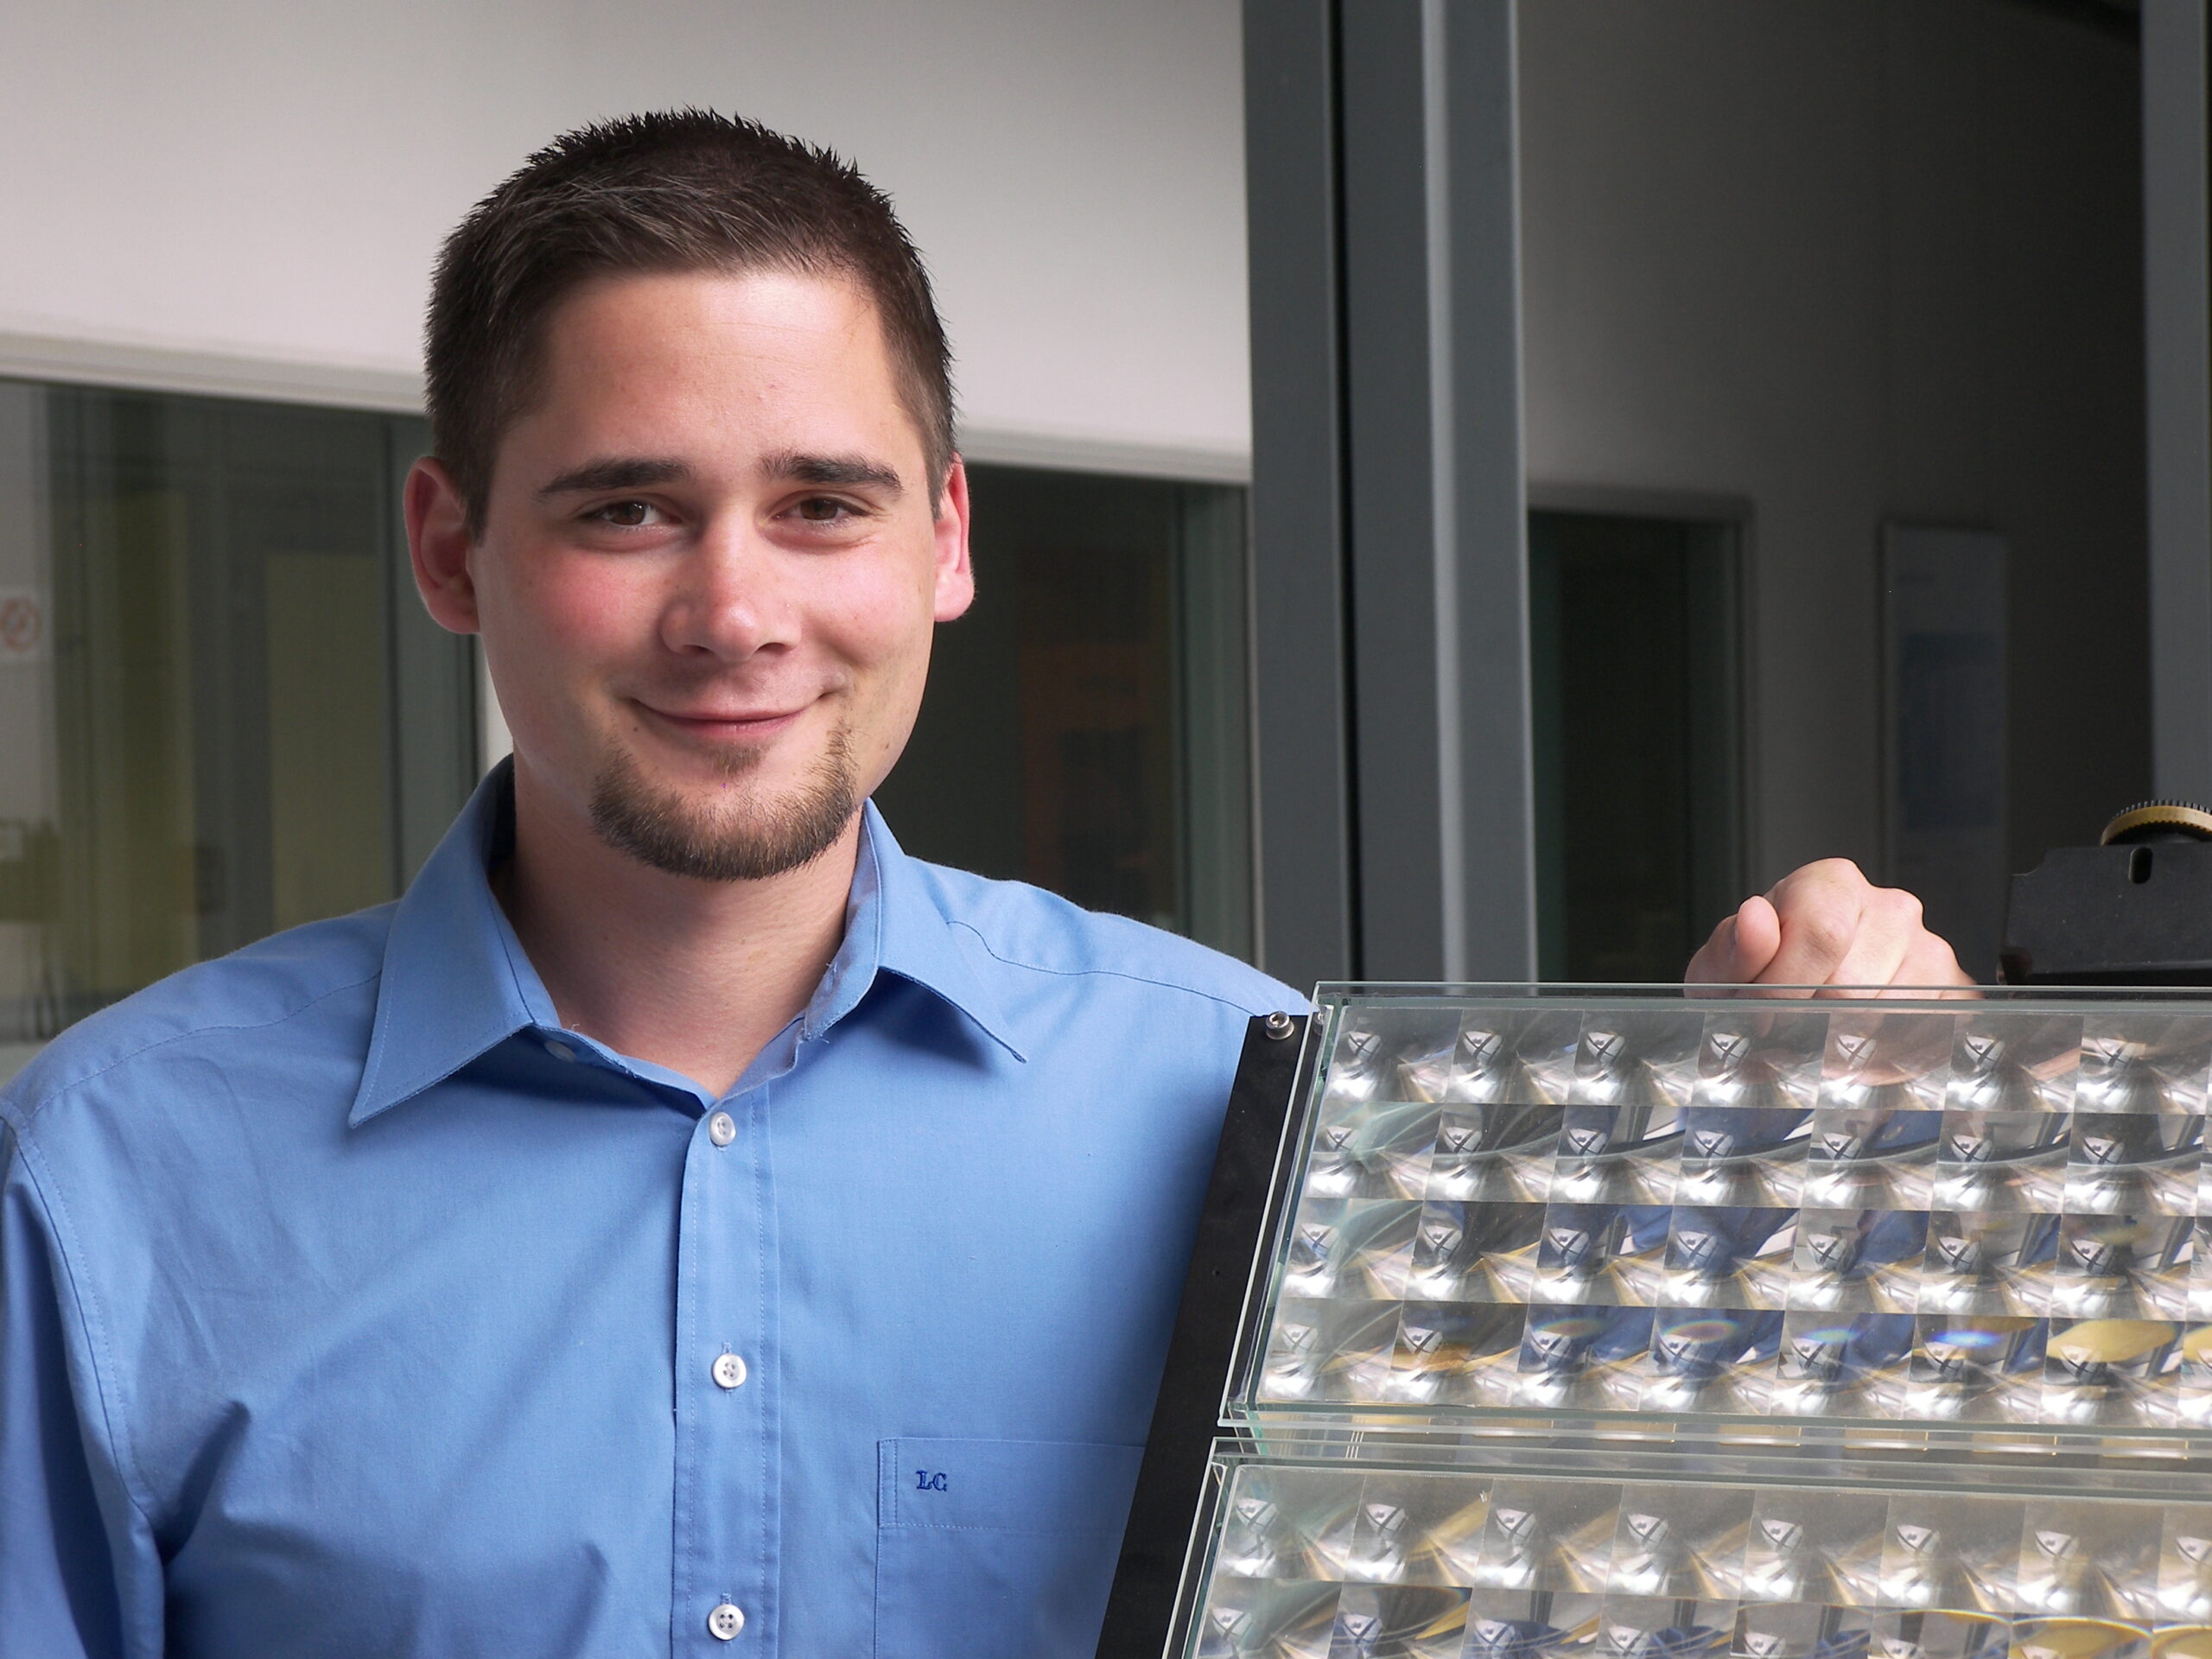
[1196,1462,2212,1659]
[1256,1006,2212,1427]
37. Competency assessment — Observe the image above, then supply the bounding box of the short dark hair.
[425,110,954,534]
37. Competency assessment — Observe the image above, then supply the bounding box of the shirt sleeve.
[1,1112,156,1659]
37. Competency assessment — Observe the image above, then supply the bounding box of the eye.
[793,495,855,524]
[588,499,661,528]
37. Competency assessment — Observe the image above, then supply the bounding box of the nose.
[659,516,798,660]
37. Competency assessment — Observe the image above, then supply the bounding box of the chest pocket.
[874,1437,1143,1659]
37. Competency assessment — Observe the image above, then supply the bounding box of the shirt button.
[709,1603,745,1640]
[544,1039,575,1062]
[708,1112,736,1147]
[713,1352,748,1389]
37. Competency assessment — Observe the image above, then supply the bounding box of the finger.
[1755,861,1870,987]
[1885,926,1976,993]
[1687,895,1780,985]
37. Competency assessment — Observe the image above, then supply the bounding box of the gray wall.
[1519,0,2148,893]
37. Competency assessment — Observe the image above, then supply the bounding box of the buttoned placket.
[671,1075,781,1653]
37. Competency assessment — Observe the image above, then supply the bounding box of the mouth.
[632,697,809,745]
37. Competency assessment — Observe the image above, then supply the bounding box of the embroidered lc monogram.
[914,1470,949,1492]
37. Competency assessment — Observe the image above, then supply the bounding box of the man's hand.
[1687,857,1974,990]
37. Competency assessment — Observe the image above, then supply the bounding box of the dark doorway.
[1529,506,1746,982]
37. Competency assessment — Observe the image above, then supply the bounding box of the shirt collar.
[350,765,1022,1127]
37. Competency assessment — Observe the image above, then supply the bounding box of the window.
[872,463,1255,960]
[0,381,473,1079]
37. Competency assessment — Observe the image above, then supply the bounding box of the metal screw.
[1264,1010,1297,1040]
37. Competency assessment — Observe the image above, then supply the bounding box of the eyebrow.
[536,457,691,499]
[760,449,905,497]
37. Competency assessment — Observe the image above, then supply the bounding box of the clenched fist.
[1687,858,1974,991]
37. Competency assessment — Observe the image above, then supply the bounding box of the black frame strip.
[1093,1011,1313,1659]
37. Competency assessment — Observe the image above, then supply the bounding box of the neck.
[497,759,861,1097]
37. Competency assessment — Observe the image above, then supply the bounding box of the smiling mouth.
[634,700,808,740]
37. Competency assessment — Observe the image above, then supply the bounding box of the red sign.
[0,593,38,658]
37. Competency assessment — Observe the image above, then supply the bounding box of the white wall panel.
[0,0,1249,466]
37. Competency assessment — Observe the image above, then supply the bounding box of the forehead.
[513,266,918,463]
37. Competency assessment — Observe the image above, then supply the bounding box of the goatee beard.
[588,725,858,881]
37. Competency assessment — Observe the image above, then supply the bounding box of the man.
[0,112,1965,1656]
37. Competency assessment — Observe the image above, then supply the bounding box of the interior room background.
[0,0,2155,1082]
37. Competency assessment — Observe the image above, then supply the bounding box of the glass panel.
[1189,1459,2196,1659]
[1232,988,2212,1441]
[0,381,464,1084]
[873,462,1253,958]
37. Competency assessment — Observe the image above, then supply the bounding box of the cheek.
[493,550,654,657]
[816,559,940,677]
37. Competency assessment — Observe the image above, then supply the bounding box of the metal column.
[2145,0,2212,802]
[1246,0,1535,989]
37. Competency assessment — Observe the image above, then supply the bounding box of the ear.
[404,456,481,634]
[931,456,976,622]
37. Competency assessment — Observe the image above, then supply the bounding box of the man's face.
[460,267,971,880]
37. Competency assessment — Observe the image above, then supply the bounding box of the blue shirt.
[0,769,1294,1657]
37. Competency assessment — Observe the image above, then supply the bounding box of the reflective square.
[1773,1312,1916,1417]
[1949,1014,2083,1113]
[2042,1320,2182,1427]
[2016,1499,2163,1624]
[1675,1105,1811,1208]
[2179,1326,2212,1428]
[1789,1210,1927,1313]
[1325,1583,1472,1658]
[1343,1473,1492,1588]
[1196,1574,1344,1659]
[1475,1479,1623,1593]
[1696,1011,1830,1115]
[1734,1603,1872,1659]
[1428,1104,1566,1205]
[1866,1611,2009,1659]
[1532,1204,1670,1306]
[1307,1101,1447,1201]
[2077,1016,2212,1116]
[1878,1493,2025,1614]
[1449,1010,1585,1107]
[1906,1316,2048,1421]
[1642,1308,1784,1413]
[1803,1107,1940,1211]
[1261,1299,1404,1402]
[1553,1101,1684,1206]
[1662,1207,1798,1308]
[1515,1306,1654,1411]
[2156,1504,2212,1624]
[1461,1590,1600,1659]
[1405,1200,1543,1304]
[1284,1198,1424,1300]
[1325,1013,1455,1111]
[2063,1116,2202,1217]
[1932,1112,2070,1214]
[1596,1595,1735,1659]
[1741,1487,1889,1605]
[2053,1214,2194,1320]
[2009,1622,2147,1659]
[1217,1464,1366,1580]
[1823,1014,1957,1114]
[1919,1212,2061,1317]
[1387,1303,1529,1407]
[1573,1013,1707,1114]
[1608,1484,1755,1599]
